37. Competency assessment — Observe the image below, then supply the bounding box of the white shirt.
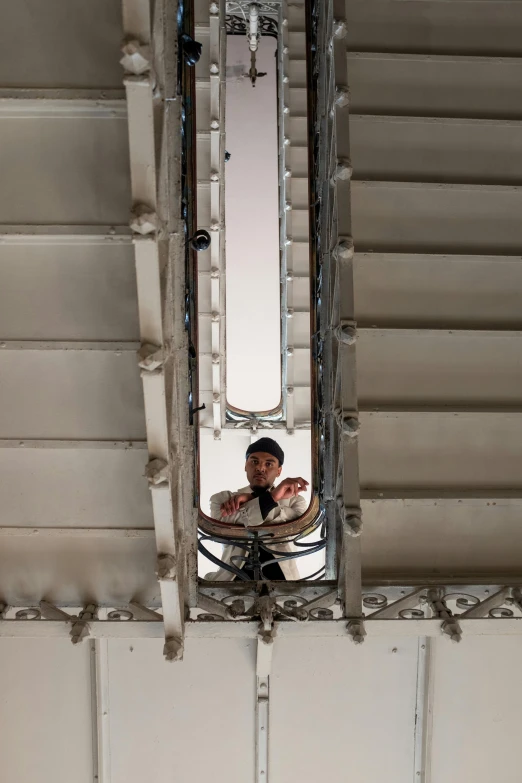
[204,485,308,581]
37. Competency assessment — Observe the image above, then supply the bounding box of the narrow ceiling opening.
[194,1,319,582]
[225,33,281,413]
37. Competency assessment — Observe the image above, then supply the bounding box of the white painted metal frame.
[209,1,226,438]
[122,0,187,660]
[3,577,522,643]
[256,636,272,783]
[91,639,112,783]
[316,0,362,623]
[413,638,433,783]
[3,615,522,639]
[0,96,126,119]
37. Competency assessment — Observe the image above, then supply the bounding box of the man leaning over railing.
[205,437,308,581]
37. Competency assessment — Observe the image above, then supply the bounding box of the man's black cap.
[246,437,284,466]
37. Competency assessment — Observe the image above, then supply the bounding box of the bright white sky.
[224,35,281,412]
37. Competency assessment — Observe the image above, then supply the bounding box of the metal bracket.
[334,320,357,345]
[346,618,366,644]
[130,204,158,235]
[120,39,152,76]
[70,603,98,645]
[156,553,177,581]
[256,594,277,644]
[427,588,462,643]
[144,458,169,486]
[137,343,166,372]
[163,636,183,662]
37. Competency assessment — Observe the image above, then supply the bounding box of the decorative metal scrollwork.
[225,14,278,38]
[489,607,514,618]
[399,609,425,620]
[278,596,308,620]
[363,593,388,610]
[15,608,41,620]
[309,607,334,620]
[445,593,481,611]
[107,609,134,621]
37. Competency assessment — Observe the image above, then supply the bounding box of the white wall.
[3,635,522,783]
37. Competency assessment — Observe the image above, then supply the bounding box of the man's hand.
[271,477,309,502]
[220,493,253,518]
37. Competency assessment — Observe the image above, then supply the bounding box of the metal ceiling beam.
[122,0,188,660]
[0,88,125,100]
[317,0,363,628]
[0,439,147,449]
[0,227,131,242]
[0,341,139,352]
[2,616,522,639]
[0,528,154,539]
[0,97,126,119]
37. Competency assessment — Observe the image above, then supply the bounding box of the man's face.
[245,452,282,490]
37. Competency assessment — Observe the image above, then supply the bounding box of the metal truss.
[2,583,522,640]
